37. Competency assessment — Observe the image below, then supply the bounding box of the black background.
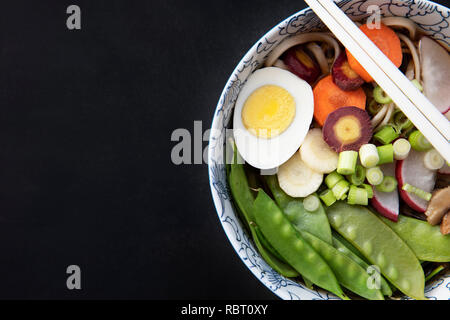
[0,0,447,300]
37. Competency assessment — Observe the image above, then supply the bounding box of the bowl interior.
[208,0,450,300]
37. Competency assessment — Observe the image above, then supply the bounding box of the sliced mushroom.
[424,186,450,225]
[441,212,450,235]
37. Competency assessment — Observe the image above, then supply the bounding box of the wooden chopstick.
[304,0,450,163]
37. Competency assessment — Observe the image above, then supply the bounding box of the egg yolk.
[241,85,295,139]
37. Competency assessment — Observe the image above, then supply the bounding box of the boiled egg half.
[233,67,314,169]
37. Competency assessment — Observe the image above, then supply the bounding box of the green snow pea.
[379,215,450,262]
[252,223,286,262]
[251,224,299,278]
[332,235,392,296]
[264,175,332,244]
[301,230,384,300]
[332,231,368,262]
[253,189,347,299]
[229,154,299,277]
[326,202,426,300]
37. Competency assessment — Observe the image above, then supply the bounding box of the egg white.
[233,67,314,169]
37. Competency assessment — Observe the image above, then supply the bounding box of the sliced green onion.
[374,125,399,145]
[325,171,344,189]
[373,86,392,104]
[347,185,369,205]
[319,189,337,207]
[375,176,397,193]
[423,149,445,170]
[411,79,423,92]
[337,151,358,175]
[393,111,413,133]
[304,194,320,212]
[408,130,432,152]
[362,183,374,198]
[366,167,384,186]
[367,100,383,116]
[332,179,350,200]
[359,144,379,168]
[402,183,432,201]
[393,138,411,160]
[346,164,366,186]
[377,144,394,165]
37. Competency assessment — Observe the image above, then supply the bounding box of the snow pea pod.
[332,235,392,296]
[265,175,332,244]
[251,224,299,278]
[326,202,426,300]
[332,231,368,262]
[379,215,450,262]
[229,156,299,277]
[301,230,384,300]
[253,190,347,299]
[252,223,286,262]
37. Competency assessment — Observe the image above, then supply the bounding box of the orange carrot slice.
[346,23,402,82]
[313,75,366,126]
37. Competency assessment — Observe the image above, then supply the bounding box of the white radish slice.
[396,149,436,212]
[371,162,399,221]
[299,128,338,174]
[419,36,450,114]
[277,152,323,198]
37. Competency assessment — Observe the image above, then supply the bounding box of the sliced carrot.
[313,75,366,126]
[346,23,402,82]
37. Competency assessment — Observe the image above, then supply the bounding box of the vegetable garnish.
[319,189,337,207]
[337,150,358,175]
[347,185,369,205]
[346,23,402,82]
[346,164,366,186]
[325,171,344,189]
[284,46,320,85]
[373,85,393,104]
[322,106,372,152]
[359,144,379,168]
[304,194,320,212]
[423,149,445,170]
[375,176,398,193]
[313,75,366,126]
[374,125,399,145]
[367,166,384,186]
[331,51,364,91]
[393,138,411,160]
[402,183,432,201]
[408,130,432,152]
[377,144,394,165]
[332,179,350,200]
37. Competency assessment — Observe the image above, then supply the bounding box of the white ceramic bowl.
[208,0,450,300]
